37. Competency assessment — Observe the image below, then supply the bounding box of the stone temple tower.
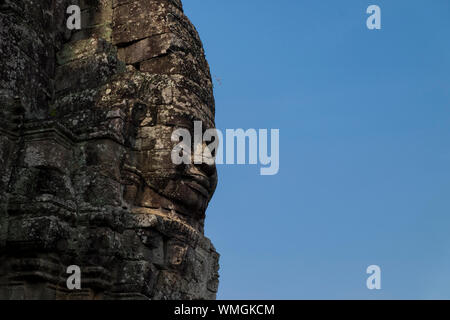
[0,0,219,299]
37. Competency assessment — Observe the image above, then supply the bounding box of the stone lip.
[0,0,220,300]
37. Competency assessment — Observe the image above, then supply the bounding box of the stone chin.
[134,164,218,224]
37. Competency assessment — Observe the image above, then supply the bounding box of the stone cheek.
[0,0,219,299]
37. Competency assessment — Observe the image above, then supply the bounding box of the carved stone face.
[0,0,220,300]
[115,74,219,224]
[108,1,218,227]
[61,0,219,227]
[133,115,219,219]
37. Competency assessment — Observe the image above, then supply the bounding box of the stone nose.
[189,149,217,179]
[195,160,217,179]
[187,164,213,183]
[189,139,217,177]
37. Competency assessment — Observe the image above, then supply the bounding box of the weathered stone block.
[0,0,219,300]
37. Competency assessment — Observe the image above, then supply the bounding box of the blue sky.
[183,0,450,299]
